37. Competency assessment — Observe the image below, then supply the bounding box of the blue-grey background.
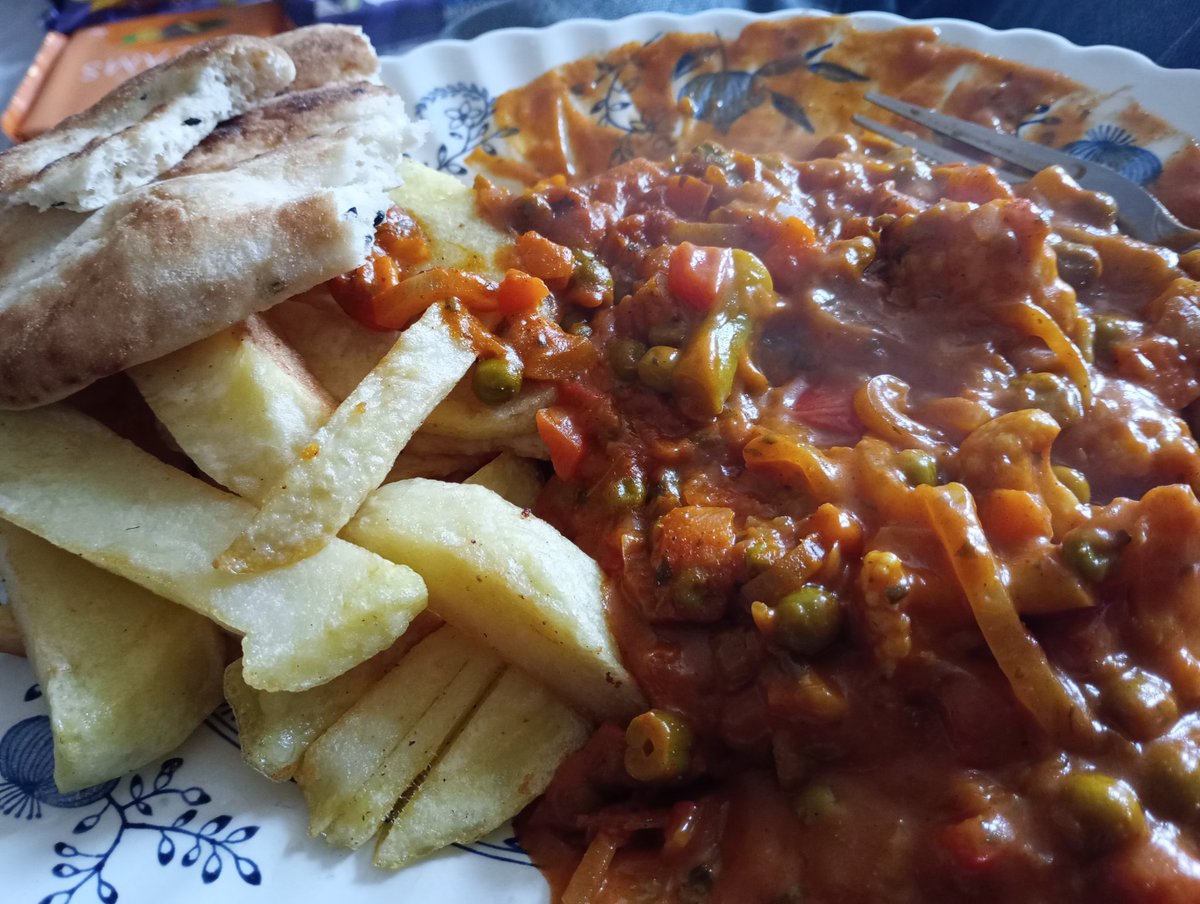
[2,0,1198,152]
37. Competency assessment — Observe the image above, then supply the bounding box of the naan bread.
[0,202,88,290]
[0,36,295,212]
[0,102,416,409]
[167,82,410,178]
[272,24,380,89]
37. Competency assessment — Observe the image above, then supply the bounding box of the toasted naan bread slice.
[0,36,295,212]
[0,100,416,409]
[273,24,380,89]
[167,82,408,178]
[0,202,88,290]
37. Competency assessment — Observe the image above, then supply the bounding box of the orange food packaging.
[2,1,289,142]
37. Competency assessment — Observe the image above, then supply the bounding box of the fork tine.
[864,92,1087,180]
[852,115,1028,183]
[851,115,973,167]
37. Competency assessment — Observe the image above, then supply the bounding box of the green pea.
[1144,739,1200,822]
[1104,667,1178,741]
[472,357,523,405]
[1053,464,1091,504]
[1057,772,1146,853]
[625,709,693,782]
[1010,372,1085,426]
[609,337,648,380]
[897,449,938,487]
[638,346,679,393]
[568,320,593,337]
[1062,526,1123,583]
[744,538,776,575]
[772,585,842,657]
[672,565,711,613]
[568,249,614,307]
[794,783,837,825]
[1093,313,1140,363]
[607,475,646,508]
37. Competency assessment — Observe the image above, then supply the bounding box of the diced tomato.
[790,383,861,437]
[497,269,551,316]
[668,242,734,313]
[939,813,1014,875]
[663,175,713,219]
[328,208,434,330]
[506,315,600,381]
[537,407,589,480]
[328,252,403,330]
[1107,831,1200,904]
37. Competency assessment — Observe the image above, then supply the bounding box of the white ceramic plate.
[2,9,1198,904]
[383,8,1200,182]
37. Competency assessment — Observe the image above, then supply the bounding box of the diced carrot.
[807,503,864,556]
[374,207,432,267]
[516,231,575,284]
[537,407,589,481]
[668,242,734,313]
[497,268,551,316]
[977,489,1053,548]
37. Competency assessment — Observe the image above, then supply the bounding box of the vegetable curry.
[334,17,1200,904]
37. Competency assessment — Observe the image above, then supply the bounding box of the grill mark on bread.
[0,36,296,211]
[168,83,390,178]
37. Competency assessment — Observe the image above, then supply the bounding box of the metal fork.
[852,92,1200,252]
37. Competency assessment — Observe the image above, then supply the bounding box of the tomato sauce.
[463,17,1200,903]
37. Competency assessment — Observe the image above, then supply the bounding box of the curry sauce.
[456,18,1200,904]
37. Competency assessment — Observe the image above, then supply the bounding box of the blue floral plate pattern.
[4,8,1200,902]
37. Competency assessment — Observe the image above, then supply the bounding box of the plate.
[382,8,1200,182]
[2,9,1198,904]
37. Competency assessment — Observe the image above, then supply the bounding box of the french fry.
[374,666,590,869]
[217,302,476,573]
[262,289,399,402]
[0,604,21,656]
[0,405,427,692]
[464,452,544,510]
[345,479,644,722]
[296,626,502,842]
[129,314,334,503]
[391,156,511,279]
[0,522,225,791]
[404,429,549,462]
[386,449,495,483]
[421,379,555,442]
[318,649,504,848]
[224,611,442,781]
[265,292,552,448]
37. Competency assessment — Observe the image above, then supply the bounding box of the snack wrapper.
[5,0,468,141]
